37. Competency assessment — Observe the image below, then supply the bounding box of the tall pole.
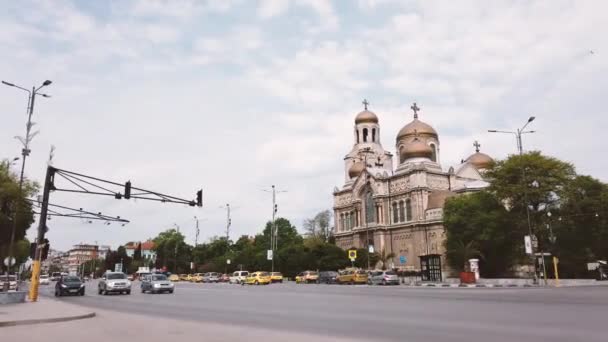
[271,185,276,273]
[3,79,51,291]
[194,216,200,246]
[28,165,55,302]
[225,204,231,241]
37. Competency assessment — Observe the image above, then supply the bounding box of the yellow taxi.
[179,274,189,281]
[270,272,284,283]
[191,273,204,283]
[168,274,180,282]
[244,271,271,285]
[295,271,319,284]
[337,269,368,284]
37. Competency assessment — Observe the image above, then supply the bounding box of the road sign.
[226,259,231,265]
[348,250,357,261]
[3,257,16,267]
[114,263,122,273]
[267,250,273,261]
[399,255,407,264]
[368,245,374,253]
[524,235,532,254]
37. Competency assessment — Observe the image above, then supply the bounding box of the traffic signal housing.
[124,181,131,199]
[196,190,203,207]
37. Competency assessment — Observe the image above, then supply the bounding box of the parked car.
[179,274,189,281]
[50,272,62,281]
[191,273,204,283]
[295,271,319,284]
[219,274,230,282]
[39,274,50,285]
[229,271,249,284]
[141,274,175,294]
[317,271,339,284]
[55,275,85,296]
[244,271,271,285]
[168,274,180,282]
[270,272,284,283]
[98,272,131,295]
[0,275,18,291]
[337,269,368,284]
[369,270,400,285]
[203,272,220,283]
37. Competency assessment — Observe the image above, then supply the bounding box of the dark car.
[55,276,85,296]
[317,271,339,284]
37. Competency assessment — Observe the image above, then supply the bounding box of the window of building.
[392,202,398,223]
[430,143,437,162]
[363,128,368,142]
[372,128,376,142]
[406,199,413,221]
[356,130,360,143]
[365,190,375,223]
[399,201,405,222]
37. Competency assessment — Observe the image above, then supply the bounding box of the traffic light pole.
[29,165,54,301]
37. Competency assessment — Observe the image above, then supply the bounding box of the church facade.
[332,102,493,280]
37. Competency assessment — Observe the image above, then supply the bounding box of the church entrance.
[419,254,442,282]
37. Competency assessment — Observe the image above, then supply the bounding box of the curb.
[411,283,537,288]
[0,312,96,327]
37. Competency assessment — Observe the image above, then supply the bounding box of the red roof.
[140,241,155,250]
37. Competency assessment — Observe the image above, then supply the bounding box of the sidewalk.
[0,297,95,327]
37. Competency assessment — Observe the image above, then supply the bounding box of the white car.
[40,274,50,285]
[229,271,249,284]
[98,272,132,295]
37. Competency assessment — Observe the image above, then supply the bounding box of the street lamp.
[361,147,375,270]
[489,117,538,284]
[2,79,52,286]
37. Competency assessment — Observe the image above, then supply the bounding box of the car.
[244,271,271,285]
[203,272,220,283]
[219,273,230,282]
[270,272,284,283]
[55,275,85,296]
[369,270,400,285]
[337,269,367,284]
[229,270,249,284]
[141,274,175,294]
[295,271,318,284]
[0,275,18,292]
[191,273,204,283]
[98,272,131,295]
[39,274,50,285]
[127,274,135,281]
[317,271,339,284]
[168,274,180,282]
[50,272,62,281]
[179,274,189,281]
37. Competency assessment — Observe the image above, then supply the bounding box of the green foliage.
[377,249,396,270]
[133,243,142,261]
[303,210,333,241]
[444,191,516,276]
[152,228,190,273]
[0,162,38,271]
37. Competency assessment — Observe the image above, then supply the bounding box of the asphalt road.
[38,281,608,342]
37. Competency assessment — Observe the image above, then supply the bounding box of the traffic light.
[196,189,203,207]
[29,242,37,259]
[41,239,50,261]
[124,181,131,199]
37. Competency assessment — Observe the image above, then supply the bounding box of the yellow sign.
[348,250,357,260]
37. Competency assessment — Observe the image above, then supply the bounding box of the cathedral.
[332,102,493,281]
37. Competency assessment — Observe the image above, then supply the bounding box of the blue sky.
[1,0,606,251]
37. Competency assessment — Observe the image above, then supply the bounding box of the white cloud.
[258,0,290,18]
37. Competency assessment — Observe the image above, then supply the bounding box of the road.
[30,280,608,341]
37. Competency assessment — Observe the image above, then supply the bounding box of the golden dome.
[400,138,433,160]
[397,118,437,140]
[348,159,366,178]
[466,152,494,170]
[355,110,378,124]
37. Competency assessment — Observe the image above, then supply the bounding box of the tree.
[104,246,131,274]
[443,191,516,277]
[0,161,38,272]
[133,242,142,261]
[446,240,482,273]
[377,249,396,270]
[152,229,191,273]
[303,210,333,241]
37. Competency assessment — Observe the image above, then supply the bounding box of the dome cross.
[362,99,369,111]
[410,102,420,119]
[473,140,481,152]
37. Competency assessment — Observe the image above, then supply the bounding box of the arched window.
[430,143,437,162]
[340,213,344,232]
[399,146,406,163]
[399,201,405,222]
[392,202,399,223]
[406,199,412,221]
[356,130,360,143]
[363,128,368,142]
[348,212,352,230]
[372,128,376,142]
[365,190,375,223]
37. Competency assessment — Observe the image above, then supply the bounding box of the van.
[229,271,249,284]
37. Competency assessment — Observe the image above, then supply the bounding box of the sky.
[1,0,606,251]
